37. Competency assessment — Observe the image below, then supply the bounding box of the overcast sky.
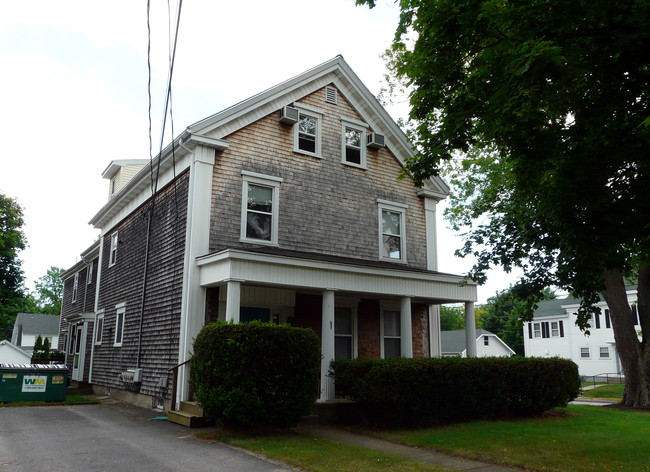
[1,0,520,303]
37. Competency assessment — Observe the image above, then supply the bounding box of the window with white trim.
[551,321,560,337]
[114,303,125,347]
[378,200,407,262]
[484,336,490,346]
[335,303,358,361]
[293,107,322,157]
[341,118,367,168]
[72,273,79,303]
[109,232,118,267]
[381,305,401,359]
[240,171,282,245]
[95,312,104,345]
[86,262,93,285]
[533,322,541,338]
[580,347,590,359]
[600,346,610,358]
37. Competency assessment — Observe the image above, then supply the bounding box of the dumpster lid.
[0,363,69,371]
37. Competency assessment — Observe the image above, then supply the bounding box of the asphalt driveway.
[0,401,291,472]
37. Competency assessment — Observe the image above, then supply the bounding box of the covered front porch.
[179,248,478,403]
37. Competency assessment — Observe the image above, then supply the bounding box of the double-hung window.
[484,336,490,346]
[95,311,104,345]
[551,321,560,337]
[114,303,125,347]
[86,262,93,285]
[600,346,610,358]
[293,105,322,158]
[533,322,541,338]
[382,308,401,359]
[341,118,367,168]
[378,200,407,262]
[72,273,79,303]
[334,303,358,361]
[109,232,118,267]
[580,347,590,359]
[240,171,282,245]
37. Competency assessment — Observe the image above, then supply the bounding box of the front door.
[72,324,85,381]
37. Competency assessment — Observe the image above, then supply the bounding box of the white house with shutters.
[523,287,640,377]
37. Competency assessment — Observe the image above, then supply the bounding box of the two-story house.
[523,286,639,377]
[58,56,478,410]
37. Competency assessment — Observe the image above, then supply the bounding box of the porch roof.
[197,248,477,304]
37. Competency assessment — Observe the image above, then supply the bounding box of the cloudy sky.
[1,0,519,303]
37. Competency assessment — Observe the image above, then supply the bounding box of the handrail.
[168,358,193,412]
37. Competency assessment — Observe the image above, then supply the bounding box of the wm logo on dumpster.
[22,375,47,393]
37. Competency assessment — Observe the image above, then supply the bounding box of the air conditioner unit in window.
[367,133,385,149]
[278,106,299,124]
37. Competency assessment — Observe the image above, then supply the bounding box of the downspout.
[89,237,104,384]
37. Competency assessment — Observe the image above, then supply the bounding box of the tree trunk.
[602,267,649,407]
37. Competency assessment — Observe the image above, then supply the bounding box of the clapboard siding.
[209,84,429,269]
[92,170,189,398]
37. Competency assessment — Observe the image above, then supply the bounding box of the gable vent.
[325,86,337,104]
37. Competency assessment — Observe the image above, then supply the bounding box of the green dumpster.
[0,363,69,403]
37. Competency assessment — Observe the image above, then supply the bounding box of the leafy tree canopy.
[357,0,650,406]
[34,266,65,315]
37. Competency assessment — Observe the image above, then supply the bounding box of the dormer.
[102,160,149,199]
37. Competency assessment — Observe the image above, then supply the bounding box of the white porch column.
[320,290,335,401]
[400,297,413,358]
[177,144,216,406]
[225,280,241,323]
[465,302,477,357]
[429,304,441,357]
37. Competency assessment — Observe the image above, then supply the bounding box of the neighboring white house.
[522,287,639,376]
[0,340,32,364]
[11,313,60,355]
[441,329,515,358]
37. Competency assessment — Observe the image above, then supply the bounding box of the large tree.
[34,266,65,315]
[359,0,650,406]
[0,192,31,340]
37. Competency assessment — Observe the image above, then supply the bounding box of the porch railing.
[168,358,193,411]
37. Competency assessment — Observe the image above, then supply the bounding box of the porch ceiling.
[196,249,477,304]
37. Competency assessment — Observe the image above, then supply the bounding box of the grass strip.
[368,405,649,472]
[1,394,99,406]
[581,383,624,401]
[197,429,453,472]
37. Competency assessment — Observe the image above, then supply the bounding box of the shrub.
[331,356,580,426]
[190,321,321,427]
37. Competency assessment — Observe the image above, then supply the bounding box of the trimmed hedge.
[331,356,580,426]
[190,321,321,427]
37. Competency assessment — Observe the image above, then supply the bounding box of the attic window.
[326,86,337,104]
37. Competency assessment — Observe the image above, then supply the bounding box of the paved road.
[0,402,291,472]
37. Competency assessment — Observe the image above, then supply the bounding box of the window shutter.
[632,305,639,325]
[528,323,532,339]
[542,322,549,338]
[605,309,611,328]
[559,320,564,337]
[595,312,601,329]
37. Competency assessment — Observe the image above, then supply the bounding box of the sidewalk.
[294,423,520,472]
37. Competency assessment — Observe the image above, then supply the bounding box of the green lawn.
[371,405,649,472]
[199,405,649,472]
[582,383,625,401]
[198,430,452,472]
[0,394,99,406]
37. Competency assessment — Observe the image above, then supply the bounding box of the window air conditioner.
[278,106,299,124]
[367,133,385,149]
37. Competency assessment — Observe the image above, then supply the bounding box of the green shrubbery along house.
[58,56,478,411]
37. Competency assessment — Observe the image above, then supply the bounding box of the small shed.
[441,329,515,358]
[0,340,32,364]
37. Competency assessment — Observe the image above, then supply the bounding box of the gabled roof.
[189,55,449,198]
[441,329,506,354]
[533,284,638,319]
[61,240,100,281]
[12,314,60,337]
[89,56,449,230]
[0,340,31,358]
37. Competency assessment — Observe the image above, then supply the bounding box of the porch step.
[167,401,207,428]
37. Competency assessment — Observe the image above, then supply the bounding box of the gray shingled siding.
[209,85,429,268]
[92,171,189,399]
[58,259,97,353]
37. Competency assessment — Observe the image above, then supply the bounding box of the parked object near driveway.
[0,363,68,403]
